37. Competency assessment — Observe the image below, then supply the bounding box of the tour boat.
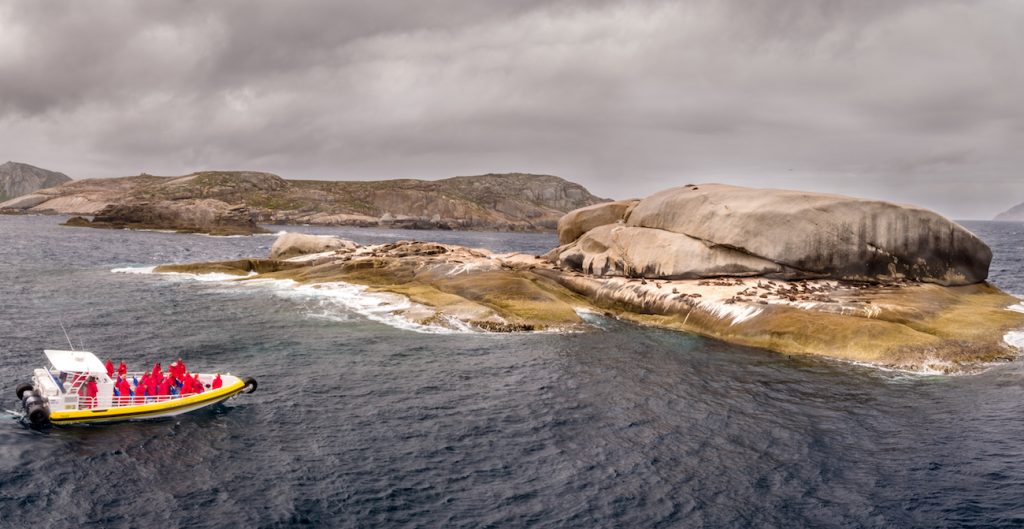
[15,350,257,426]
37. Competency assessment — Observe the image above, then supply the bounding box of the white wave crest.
[111,266,156,274]
[256,279,474,334]
[117,265,476,333]
[697,300,764,326]
[1004,331,1024,351]
[111,266,256,282]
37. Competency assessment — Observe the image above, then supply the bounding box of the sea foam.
[256,279,474,334]
[111,266,474,334]
[112,266,256,282]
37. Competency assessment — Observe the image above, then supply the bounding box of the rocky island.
[0,161,72,202]
[995,201,1024,222]
[0,170,605,235]
[147,184,1024,372]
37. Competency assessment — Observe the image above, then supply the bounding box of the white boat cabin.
[34,350,114,411]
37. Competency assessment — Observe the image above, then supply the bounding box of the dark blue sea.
[2,216,1024,528]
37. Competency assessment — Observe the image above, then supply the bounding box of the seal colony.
[149,184,1024,373]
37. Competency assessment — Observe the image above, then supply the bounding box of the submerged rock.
[555,184,992,286]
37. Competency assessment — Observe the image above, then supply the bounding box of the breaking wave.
[111,266,476,334]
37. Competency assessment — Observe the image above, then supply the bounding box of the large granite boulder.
[554,184,991,286]
[269,232,357,259]
[559,224,786,278]
[556,199,639,245]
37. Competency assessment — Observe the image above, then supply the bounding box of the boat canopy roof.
[44,350,107,375]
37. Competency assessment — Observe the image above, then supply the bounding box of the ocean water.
[2,215,1024,528]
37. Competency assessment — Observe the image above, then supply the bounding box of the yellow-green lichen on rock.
[147,180,1024,374]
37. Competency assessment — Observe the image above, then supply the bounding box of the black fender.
[22,390,50,427]
[243,377,258,394]
[26,405,50,426]
[15,383,33,400]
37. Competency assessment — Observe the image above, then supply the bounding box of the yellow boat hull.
[49,380,247,424]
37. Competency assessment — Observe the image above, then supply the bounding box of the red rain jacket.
[118,378,132,398]
[86,380,98,407]
[105,360,114,378]
[211,375,223,389]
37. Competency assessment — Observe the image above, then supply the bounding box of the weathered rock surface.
[559,224,786,279]
[148,231,1024,372]
[269,233,358,260]
[0,161,72,202]
[556,199,639,245]
[65,199,266,235]
[2,170,607,232]
[555,184,991,286]
[537,271,1024,373]
[158,238,588,332]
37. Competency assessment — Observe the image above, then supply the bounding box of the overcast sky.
[1,0,1021,218]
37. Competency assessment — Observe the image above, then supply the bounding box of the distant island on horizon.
[0,165,607,234]
[994,201,1024,222]
[5,160,1024,228]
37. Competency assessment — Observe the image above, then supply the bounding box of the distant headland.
[0,161,72,202]
[0,170,607,234]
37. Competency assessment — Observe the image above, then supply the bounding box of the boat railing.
[77,391,204,409]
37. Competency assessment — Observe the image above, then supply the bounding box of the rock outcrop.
[1,171,607,232]
[556,199,639,245]
[65,199,266,235]
[269,233,357,259]
[552,184,990,286]
[147,228,1024,373]
[0,161,72,202]
[155,238,587,332]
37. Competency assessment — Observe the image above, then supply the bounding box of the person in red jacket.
[134,378,146,404]
[211,374,223,390]
[158,377,172,398]
[121,376,133,395]
[85,376,99,408]
[116,377,132,404]
[105,359,115,378]
[151,362,162,381]
[117,361,127,378]
[177,358,187,378]
[191,374,204,394]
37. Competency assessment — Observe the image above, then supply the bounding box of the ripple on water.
[2,216,1024,527]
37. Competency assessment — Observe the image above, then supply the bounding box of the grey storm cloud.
[0,0,1021,218]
